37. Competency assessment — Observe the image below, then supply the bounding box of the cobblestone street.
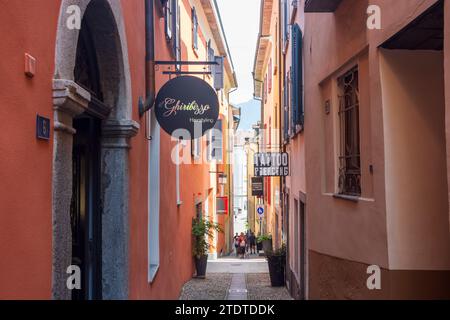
[179,255,292,300]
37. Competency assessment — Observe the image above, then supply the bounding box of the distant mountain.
[235,99,261,131]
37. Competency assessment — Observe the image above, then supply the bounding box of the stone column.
[52,80,90,300]
[101,119,139,299]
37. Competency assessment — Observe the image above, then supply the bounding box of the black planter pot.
[257,242,263,251]
[195,255,208,278]
[267,254,285,287]
[262,239,273,253]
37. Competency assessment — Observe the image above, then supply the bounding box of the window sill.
[149,264,160,283]
[333,194,360,202]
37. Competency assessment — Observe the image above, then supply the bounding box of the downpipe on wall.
[139,0,156,117]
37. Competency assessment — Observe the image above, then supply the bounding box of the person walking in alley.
[245,230,251,254]
[239,232,246,259]
[249,232,256,255]
[233,233,240,257]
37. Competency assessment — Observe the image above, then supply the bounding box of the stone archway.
[52,0,138,300]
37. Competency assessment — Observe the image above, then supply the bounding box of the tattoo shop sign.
[155,76,219,140]
[254,152,289,177]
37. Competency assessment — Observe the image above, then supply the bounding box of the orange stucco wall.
[0,0,233,300]
[0,0,60,299]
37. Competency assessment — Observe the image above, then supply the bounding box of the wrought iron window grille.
[338,67,361,196]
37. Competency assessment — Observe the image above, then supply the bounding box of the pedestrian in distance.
[239,237,246,259]
[233,233,240,257]
[239,232,246,259]
[249,232,256,254]
[246,229,251,254]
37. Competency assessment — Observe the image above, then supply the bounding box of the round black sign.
[155,76,219,140]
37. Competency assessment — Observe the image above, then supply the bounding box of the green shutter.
[291,24,304,129]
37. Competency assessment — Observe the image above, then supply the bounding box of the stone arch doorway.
[52,0,138,300]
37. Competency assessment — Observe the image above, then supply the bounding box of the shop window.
[338,67,361,196]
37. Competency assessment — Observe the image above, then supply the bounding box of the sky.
[216,0,261,105]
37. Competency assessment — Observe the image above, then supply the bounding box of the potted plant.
[257,234,273,253]
[266,243,286,287]
[192,218,223,278]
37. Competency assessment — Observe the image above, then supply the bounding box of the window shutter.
[284,74,289,140]
[265,74,268,104]
[174,1,181,68]
[192,8,198,50]
[214,56,224,90]
[284,0,289,48]
[207,41,215,72]
[212,120,223,161]
[164,1,172,40]
[291,24,303,129]
[297,25,304,126]
[291,26,298,130]
[268,59,272,93]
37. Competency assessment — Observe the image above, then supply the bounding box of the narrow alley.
[1,0,450,310]
[179,254,292,300]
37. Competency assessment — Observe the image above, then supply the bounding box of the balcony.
[304,0,342,12]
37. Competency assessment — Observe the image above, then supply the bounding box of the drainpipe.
[139,0,156,117]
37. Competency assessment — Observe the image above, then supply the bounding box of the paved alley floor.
[207,253,268,273]
[179,254,292,300]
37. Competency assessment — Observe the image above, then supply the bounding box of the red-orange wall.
[128,2,203,299]
[0,0,60,299]
[0,0,216,300]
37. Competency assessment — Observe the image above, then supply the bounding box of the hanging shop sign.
[251,177,264,197]
[155,76,219,140]
[216,196,228,215]
[254,152,289,177]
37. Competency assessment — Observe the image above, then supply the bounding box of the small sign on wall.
[36,115,50,140]
[251,177,264,197]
